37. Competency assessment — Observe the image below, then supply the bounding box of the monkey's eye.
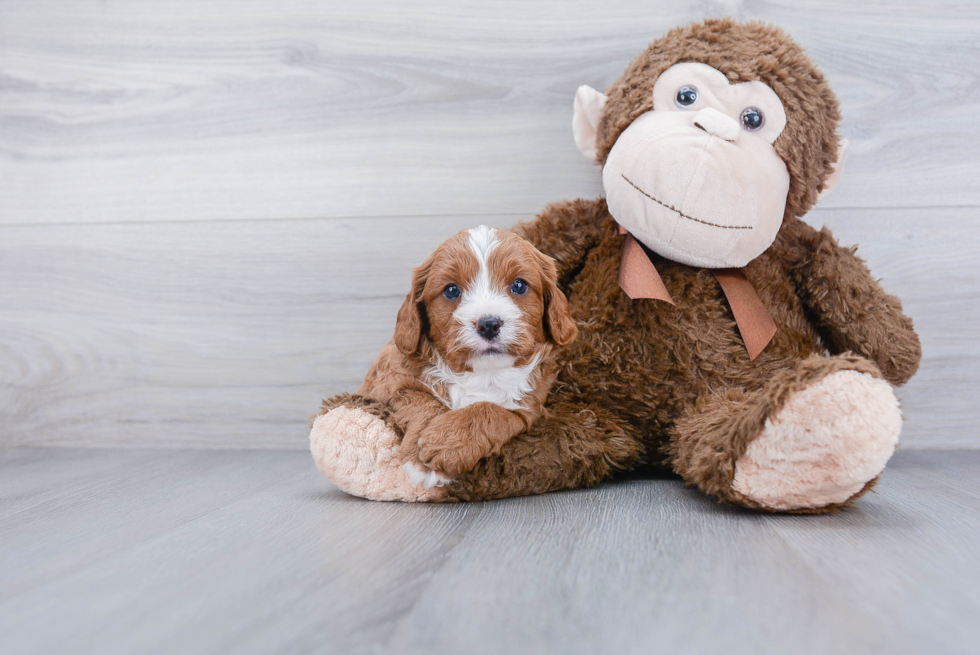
[740,107,764,131]
[675,86,698,107]
[510,279,528,295]
[443,283,461,300]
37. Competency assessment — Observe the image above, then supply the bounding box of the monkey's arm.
[783,219,921,386]
[512,198,615,289]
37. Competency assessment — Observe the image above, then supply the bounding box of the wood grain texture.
[0,0,977,449]
[1,0,979,225]
[1,207,977,449]
[0,214,493,448]
[1,448,978,654]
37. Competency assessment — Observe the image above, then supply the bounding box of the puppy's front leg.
[390,389,448,465]
[417,402,530,476]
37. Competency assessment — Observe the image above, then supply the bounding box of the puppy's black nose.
[477,316,503,341]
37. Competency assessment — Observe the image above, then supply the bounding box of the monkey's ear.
[572,85,608,162]
[817,138,849,202]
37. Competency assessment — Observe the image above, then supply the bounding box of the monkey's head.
[573,19,847,268]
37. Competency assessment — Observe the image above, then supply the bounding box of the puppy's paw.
[417,412,493,476]
[400,461,453,489]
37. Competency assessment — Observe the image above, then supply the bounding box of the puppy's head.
[394,226,577,370]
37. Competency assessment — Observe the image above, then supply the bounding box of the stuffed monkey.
[311,19,921,512]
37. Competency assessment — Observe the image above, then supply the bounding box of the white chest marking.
[426,353,541,411]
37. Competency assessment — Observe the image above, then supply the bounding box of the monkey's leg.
[444,402,644,502]
[312,396,642,503]
[670,354,902,513]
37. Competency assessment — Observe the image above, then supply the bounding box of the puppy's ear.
[394,259,431,356]
[534,249,578,347]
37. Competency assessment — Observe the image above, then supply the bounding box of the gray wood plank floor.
[1,448,978,655]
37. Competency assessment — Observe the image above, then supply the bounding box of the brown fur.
[446,21,919,509]
[669,353,886,509]
[443,196,919,508]
[335,227,577,477]
[324,20,922,512]
[317,392,402,435]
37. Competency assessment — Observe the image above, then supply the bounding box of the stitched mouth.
[621,175,753,230]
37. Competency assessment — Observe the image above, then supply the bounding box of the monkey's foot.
[732,370,901,511]
[310,405,447,502]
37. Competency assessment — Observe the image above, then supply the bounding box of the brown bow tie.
[618,228,776,361]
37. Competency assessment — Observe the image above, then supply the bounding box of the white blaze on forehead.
[454,225,523,352]
[467,224,500,264]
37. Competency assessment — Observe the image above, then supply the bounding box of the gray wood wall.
[2,0,978,449]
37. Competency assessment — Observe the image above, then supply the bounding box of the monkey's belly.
[558,257,826,449]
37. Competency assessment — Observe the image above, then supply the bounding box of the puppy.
[356,225,578,487]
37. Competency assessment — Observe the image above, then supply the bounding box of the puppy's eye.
[740,107,764,131]
[443,283,460,300]
[675,86,698,107]
[510,279,528,295]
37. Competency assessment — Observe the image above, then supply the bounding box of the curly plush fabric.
[732,370,901,510]
[312,20,922,512]
[311,400,444,502]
